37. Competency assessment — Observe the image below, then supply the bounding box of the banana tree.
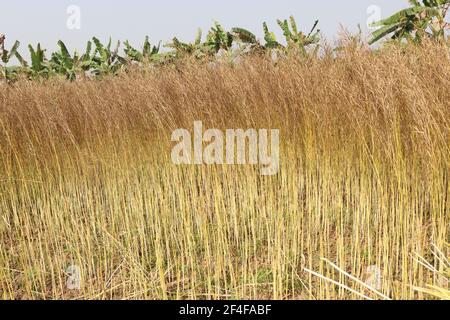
[230,27,267,54]
[369,0,450,44]
[89,37,126,76]
[22,43,51,79]
[231,28,258,44]
[50,40,81,81]
[142,37,161,62]
[80,40,96,70]
[124,36,161,63]
[205,22,234,53]
[0,36,23,82]
[263,22,282,49]
[62,40,99,77]
[277,16,320,54]
[165,29,208,59]
[50,40,98,80]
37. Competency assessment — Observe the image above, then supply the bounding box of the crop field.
[1,41,448,300]
[0,2,449,300]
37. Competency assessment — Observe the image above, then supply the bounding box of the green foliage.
[263,22,281,48]
[1,40,20,65]
[166,29,209,59]
[2,18,319,81]
[231,27,258,44]
[370,0,450,44]
[1,39,23,81]
[125,36,161,63]
[27,43,51,79]
[277,16,320,54]
[89,37,126,76]
[50,41,80,81]
[205,22,234,53]
[166,23,235,59]
[2,7,448,83]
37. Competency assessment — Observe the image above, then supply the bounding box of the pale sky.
[1,1,407,54]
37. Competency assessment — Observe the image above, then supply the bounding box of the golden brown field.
[0,42,449,300]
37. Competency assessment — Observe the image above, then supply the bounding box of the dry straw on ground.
[0,41,449,299]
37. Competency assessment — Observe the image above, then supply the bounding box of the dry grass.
[0,41,449,300]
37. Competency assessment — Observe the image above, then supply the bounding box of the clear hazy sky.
[1,1,407,53]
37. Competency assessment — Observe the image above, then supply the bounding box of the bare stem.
[0,34,6,83]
